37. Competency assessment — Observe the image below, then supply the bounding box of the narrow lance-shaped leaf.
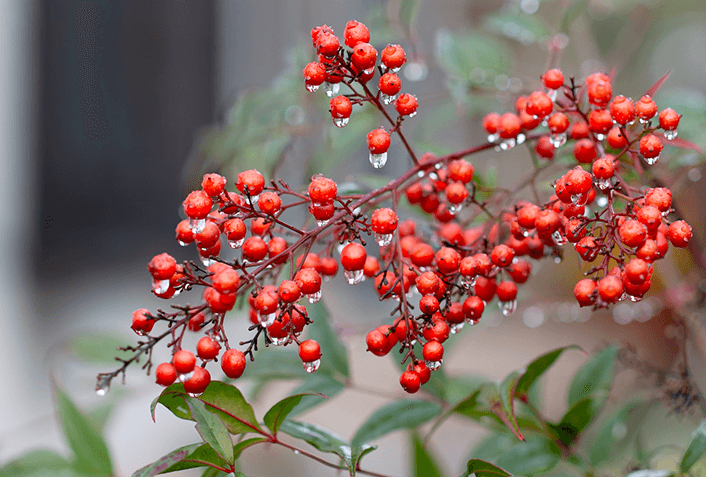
[185,397,235,465]
[477,372,524,441]
[287,375,343,417]
[411,432,443,477]
[351,400,442,447]
[568,345,618,408]
[263,392,326,436]
[460,459,511,477]
[0,450,76,477]
[130,444,202,477]
[681,420,706,474]
[589,399,650,467]
[515,345,582,401]
[308,302,349,378]
[552,397,600,447]
[644,69,673,98]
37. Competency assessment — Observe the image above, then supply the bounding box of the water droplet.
[333,117,349,128]
[381,92,397,105]
[187,392,203,398]
[639,117,650,124]
[228,238,245,249]
[363,67,375,75]
[189,218,206,234]
[466,317,481,326]
[553,255,562,264]
[179,371,195,382]
[293,449,301,455]
[178,240,189,247]
[95,377,110,396]
[664,129,678,140]
[259,312,276,327]
[595,177,611,190]
[270,336,290,346]
[374,233,393,247]
[369,152,388,169]
[547,88,558,101]
[499,300,517,316]
[200,256,216,267]
[324,82,340,97]
[570,193,587,206]
[596,196,608,207]
[344,269,365,285]
[487,133,499,143]
[551,230,566,246]
[619,292,629,302]
[303,359,321,373]
[316,219,330,227]
[459,275,476,289]
[425,359,443,371]
[595,133,606,141]
[550,132,567,148]
[307,290,322,304]
[448,203,463,215]
[152,278,170,294]
[449,322,464,334]
[642,154,660,165]
[628,294,643,302]
[409,111,418,118]
[499,138,516,150]
[305,83,320,93]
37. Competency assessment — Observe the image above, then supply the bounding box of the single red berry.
[155,362,177,386]
[574,279,597,307]
[435,247,461,274]
[658,108,681,131]
[635,95,657,121]
[257,192,282,216]
[204,287,236,314]
[363,256,380,278]
[221,349,246,379]
[197,336,221,361]
[278,280,302,303]
[474,276,497,302]
[311,25,334,45]
[598,275,623,304]
[255,289,278,315]
[201,173,226,197]
[589,109,613,134]
[351,42,377,72]
[483,113,500,135]
[462,295,485,322]
[542,68,564,89]
[173,349,197,374]
[609,95,636,125]
[131,308,155,335]
[667,220,692,248]
[508,259,532,284]
[422,340,444,362]
[367,128,391,154]
[366,329,389,356]
[564,167,593,195]
[644,187,672,212]
[419,295,440,315]
[534,209,561,236]
[299,339,322,362]
[194,221,221,250]
[183,190,213,220]
[448,159,474,183]
[587,78,612,107]
[607,127,627,149]
[573,139,597,164]
[445,182,468,205]
[183,367,211,395]
[315,33,340,57]
[236,170,265,197]
[344,20,370,48]
[378,72,402,96]
[498,113,522,139]
[496,281,518,302]
[317,256,339,277]
[223,218,246,242]
[267,237,288,264]
[639,134,663,159]
[490,244,515,267]
[636,205,662,233]
[625,258,650,284]
[148,253,176,280]
[525,91,553,118]
[212,268,240,295]
[395,93,418,117]
[400,370,421,393]
[592,157,615,180]
[519,109,541,131]
[381,44,406,70]
[341,243,367,271]
[295,268,322,295]
[619,219,648,248]
[242,236,268,262]
[330,95,353,119]
[568,121,591,140]
[636,239,661,263]
[547,113,570,134]
[308,175,337,203]
[371,208,398,234]
[188,312,206,332]
[535,136,556,159]
[175,219,195,245]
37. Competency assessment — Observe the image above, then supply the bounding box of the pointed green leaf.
[460,459,511,477]
[242,348,307,380]
[54,386,113,476]
[308,303,349,378]
[589,399,650,466]
[65,333,131,364]
[412,432,443,477]
[263,392,326,435]
[287,375,343,417]
[155,444,230,474]
[476,373,524,441]
[0,450,76,477]
[495,436,561,476]
[352,400,442,447]
[130,443,202,476]
[552,397,600,446]
[681,420,706,474]
[470,433,518,462]
[568,345,617,408]
[515,346,582,401]
[278,420,376,476]
[153,381,266,437]
[185,397,234,465]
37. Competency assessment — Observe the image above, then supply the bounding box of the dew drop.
[374,232,393,246]
[200,256,216,267]
[316,219,331,227]
[409,111,418,118]
[629,294,643,302]
[639,117,650,124]
[552,230,566,246]
[259,312,276,327]
[305,83,320,93]
[369,152,388,168]
[643,154,660,165]
[550,132,567,148]
[303,359,321,373]
[597,196,608,207]
[425,359,443,371]
[178,240,189,247]
[570,193,587,206]
[228,238,245,249]
[344,269,365,285]
[307,290,322,304]
[187,392,203,398]
[95,377,110,396]
[596,177,611,191]
[381,93,397,105]
[487,133,499,143]
[499,138,516,150]
[553,255,562,264]
[466,317,481,326]
[595,133,606,141]
[324,82,340,97]
[293,449,301,455]
[363,67,375,75]
[448,203,463,215]
[270,336,290,346]
[449,322,465,334]
[547,89,558,101]
[499,299,517,316]
[189,218,206,234]
[333,117,349,128]
[459,275,477,289]
[664,129,678,140]
[179,371,195,382]
[152,278,170,294]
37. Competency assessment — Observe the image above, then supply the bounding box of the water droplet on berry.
[179,371,195,382]
[200,256,216,267]
[363,67,375,75]
[369,152,388,169]
[374,233,393,246]
[547,88,558,101]
[595,133,606,141]
[381,92,397,105]
[178,240,189,247]
[487,133,499,143]
[187,392,203,398]
[344,269,365,285]
[259,312,276,327]
[303,359,321,373]
[570,193,587,206]
[228,238,245,249]
[305,83,320,93]
[629,294,643,302]
[316,219,331,227]
[95,377,110,396]
[152,278,170,294]
[499,138,516,150]
[639,117,650,125]
[551,230,566,246]
[595,177,611,190]
[270,336,290,346]
[409,111,418,118]
[664,129,678,140]
[425,359,443,371]
[448,203,463,215]
[459,275,477,289]
[642,154,660,166]
[466,316,481,326]
[307,290,322,304]
[499,299,517,316]
[550,132,567,148]
[449,322,465,334]
[189,218,206,234]
[333,117,349,128]
[324,82,339,97]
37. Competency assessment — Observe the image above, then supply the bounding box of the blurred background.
[1,0,705,475]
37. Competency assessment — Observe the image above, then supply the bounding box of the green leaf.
[412,432,443,477]
[435,29,511,81]
[589,399,650,466]
[0,450,77,477]
[474,373,524,441]
[242,348,305,380]
[307,302,349,378]
[130,443,202,476]
[484,12,549,45]
[681,420,706,474]
[278,420,376,476]
[552,397,600,446]
[65,333,131,364]
[352,400,442,446]
[452,385,541,435]
[263,392,326,435]
[460,459,511,477]
[399,0,423,30]
[54,386,113,476]
[153,381,266,437]
[155,444,230,474]
[495,435,561,476]
[516,346,582,401]
[287,375,343,417]
[470,433,518,462]
[567,345,617,408]
[185,397,235,465]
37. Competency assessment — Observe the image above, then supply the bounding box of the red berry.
[574,279,597,307]
[639,134,663,159]
[625,258,650,284]
[400,370,421,394]
[422,340,444,362]
[344,20,370,48]
[330,95,353,120]
[378,72,402,96]
[619,219,648,248]
[636,205,662,233]
[212,268,240,295]
[658,108,681,131]
[194,221,221,250]
[366,329,389,356]
[448,159,474,183]
[183,367,211,395]
[589,109,613,134]
[223,218,246,242]
[445,182,468,205]
[279,280,301,303]
[568,121,591,140]
[242,236,268,262]
[573,139,597,164]
[341,243,367,271]
[598,275,623,304]
[587,78,612,107]
[311,25,334,45]
[351,42,377,72]
[542,68,564,89]
[257,192,282,216]
[381,44,406,70]
[609,95,636,125]
[131,308,155,335]
[667,220,692,248]
[183,190,213,219]
[483,113,500,134]
[148,253,176,280]
[371,208,398,234]
[644,187,672,212]
[201,173,226,197]
[508,259,532,283]
[197,336,221,361]
[547,113,570,134]
[221,349,246,379]
[635,95,657,121]
[299,339,322,362]
[308,175,338,203]
[395,93,418,117]
[295,268,322,295]
[435,247,461,274]
[367,128,391,154]
[155,362,177,386]
[490,244,515,267]
[419,295,440,315]
[535,136,556,159]
[496,281,518,302]
[498,113,522,139]
[173,350,197,374]
[607,127,627,149]
[525,91,553,118]
[363,256,380,278]
[315,34,340,57]
[592,157,614,180]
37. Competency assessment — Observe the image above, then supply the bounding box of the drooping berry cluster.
[98,21,695,397]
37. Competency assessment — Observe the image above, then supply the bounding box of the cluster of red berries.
[103,21,695,397]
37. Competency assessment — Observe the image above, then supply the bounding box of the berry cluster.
[98,20,694,397]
